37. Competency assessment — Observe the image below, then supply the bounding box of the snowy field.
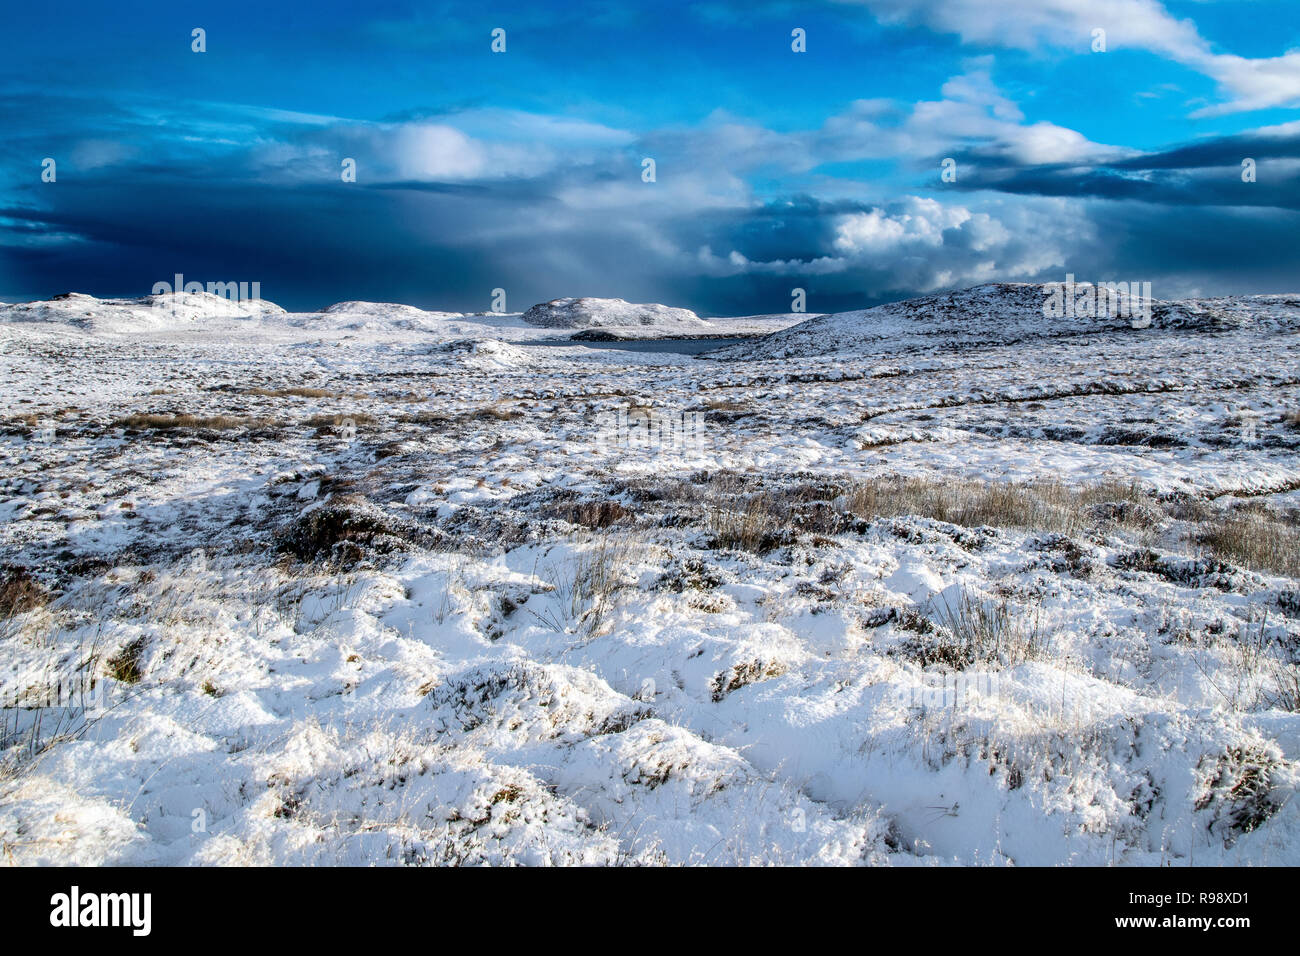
[1,283,1299,865]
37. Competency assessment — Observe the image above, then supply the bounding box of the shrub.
[1195,745,1284,844]
[106,637,148,684]
[275,496,413,564]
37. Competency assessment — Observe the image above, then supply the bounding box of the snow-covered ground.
[1,284,1298,865]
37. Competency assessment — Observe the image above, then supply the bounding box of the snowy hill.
[704,283,1300,361]
[0,292,782,343]
[321,301,433,317]
[7,286,1297,349]
[295,301,472,333]
[0,291,285,333]
[521,297,708,331]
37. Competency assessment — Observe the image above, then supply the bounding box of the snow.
[1,283,1298,866]
[521,296,708,330]
[0,291,285,334]
[0,293,796,345]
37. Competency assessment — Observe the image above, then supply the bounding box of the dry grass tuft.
[550,500,632,530]
[899,590,1044,669]
[529,535,639,635]
[114,413,276,432]
[1197,507,1300,577]
[0,567,49,618]
[399,410,452,425]
[244,386,344,399]
[467,404,523,422]
[708,495,794,553]
[701,475,1152,553]
[844,477,1149,535]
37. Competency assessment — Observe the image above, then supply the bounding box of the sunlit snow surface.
[1,285,1298,865]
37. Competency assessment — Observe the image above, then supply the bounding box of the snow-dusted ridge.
[520,296,708,330]
[0,292,802,342]
[704,283,1300,361]
[6,285,1299,349]
[0,291,286,333]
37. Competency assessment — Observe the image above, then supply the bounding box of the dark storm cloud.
[945,127,1300,210]
[679,196,872,265]
[3,84,1300,312]
[1,180,503,311]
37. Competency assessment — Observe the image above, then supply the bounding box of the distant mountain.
[521,297,708,330]
[6,285,1296,348]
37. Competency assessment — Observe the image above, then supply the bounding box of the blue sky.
[2,0,1298,313]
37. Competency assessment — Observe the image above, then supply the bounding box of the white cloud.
[247,109,639,184]
[694,194,1090,295]
[637,65,1128,179]
[1193,51,1300,116]
[392,124,489,180]
[832,197,971,254]
[69,139,137,170]
[838,0,1300,115]
[240,65,1126,197]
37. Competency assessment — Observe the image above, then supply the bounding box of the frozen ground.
[1,284,1298,866]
